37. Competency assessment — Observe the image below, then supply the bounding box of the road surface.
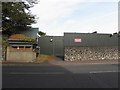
[2,61,119,88]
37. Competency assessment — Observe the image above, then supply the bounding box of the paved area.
[2,60,119,88]
[49,58,119,65]
[1,58,119,65]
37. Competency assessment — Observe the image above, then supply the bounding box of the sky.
[30,0,119,36]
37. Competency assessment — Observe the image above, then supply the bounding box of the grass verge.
[35,54,56,63]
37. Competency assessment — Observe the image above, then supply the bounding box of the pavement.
[49,59,119,65]
[1,57,119,65]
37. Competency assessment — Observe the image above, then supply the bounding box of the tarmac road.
[2,61,119,88]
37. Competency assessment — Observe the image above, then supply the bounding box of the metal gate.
[38,36,64,57]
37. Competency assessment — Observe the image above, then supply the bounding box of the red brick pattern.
[8,34,30,40]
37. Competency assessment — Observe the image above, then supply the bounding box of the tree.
[2,1,38,36]
[38,31,46,36]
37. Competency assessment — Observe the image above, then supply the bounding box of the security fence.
[38,33,119,61]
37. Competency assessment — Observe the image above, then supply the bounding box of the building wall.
[16,28,39,39]
[64,33,119,61]
[64,33,118,47]
[6,46,36,62]
[38,33,119,61]
[38,36,64,57]
[64,46,118,61]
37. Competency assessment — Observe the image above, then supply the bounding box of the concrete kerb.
[1,59,119,66]
[48,59,119,66]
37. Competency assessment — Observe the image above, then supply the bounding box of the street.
[2,61,119,88]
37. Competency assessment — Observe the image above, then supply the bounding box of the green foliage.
[19,37,35,45]
[2,34,9,45]
[20,37,34,42]
[35,54,55,63]
[38,31,46,36]
[2,1,38,36]
[2,35,9,51]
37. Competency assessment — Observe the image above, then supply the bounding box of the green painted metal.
[38,33,118,57]
[38,36,64,56]
[64,33,118,47]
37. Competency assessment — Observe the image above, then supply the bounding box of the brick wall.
[64,46,118,61]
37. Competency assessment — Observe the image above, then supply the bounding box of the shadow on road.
[2,61,118,88]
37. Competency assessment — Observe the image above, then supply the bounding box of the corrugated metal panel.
[54,36,64,56]
[38,33,118,57]
[38,36,64,56]
[38,36,53,55]
[64,33,118,47]
[16,28,39,39]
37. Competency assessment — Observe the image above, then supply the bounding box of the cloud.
[37,0,82,23]
[31,0,83,32]
[31,0,118,36]
[55,10,118,34]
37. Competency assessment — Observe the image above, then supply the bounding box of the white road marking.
[89,70,119,73]
[9,72,65,75]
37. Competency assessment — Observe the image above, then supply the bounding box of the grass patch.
[35,54,56,63]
